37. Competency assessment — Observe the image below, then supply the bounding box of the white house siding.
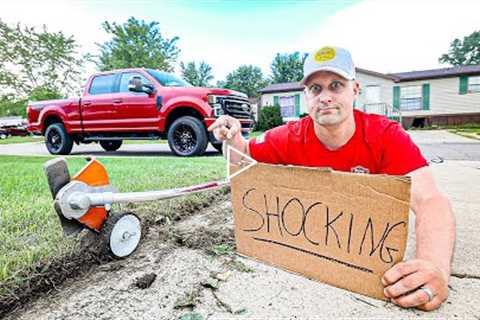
[260,73,480,120]
[396,77,480,117]
[356,72,394,108]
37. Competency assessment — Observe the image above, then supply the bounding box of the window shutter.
[459,76,468,94]
[393,86,400,108]
[294,94,300,116]
[422,83,430,110]
[273,95,279,106]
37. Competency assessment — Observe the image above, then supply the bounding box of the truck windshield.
[146,69,192,87]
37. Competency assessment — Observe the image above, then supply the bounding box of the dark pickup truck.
[27,68,253,156]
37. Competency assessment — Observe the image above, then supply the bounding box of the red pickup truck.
[27,68,253,156]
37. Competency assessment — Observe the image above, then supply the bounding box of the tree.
[0,19,84,98]
[270,52,307,83]
[96,17,180,72]
[223,65,269,97]
[180,61,214,87]
[439,31,480,66]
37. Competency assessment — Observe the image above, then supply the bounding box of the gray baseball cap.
[301,46,356,84]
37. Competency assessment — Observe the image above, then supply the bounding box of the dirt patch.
[0,188,230,318]
[169,200,235,251]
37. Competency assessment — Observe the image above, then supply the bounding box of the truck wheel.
[100,140,123,152]
[45,123,73,155]
[167,116,208,156]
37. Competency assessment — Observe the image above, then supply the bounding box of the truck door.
[116,72,159,131]
[81,73,118,132]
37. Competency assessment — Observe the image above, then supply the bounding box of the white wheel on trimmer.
[102,212,142,258]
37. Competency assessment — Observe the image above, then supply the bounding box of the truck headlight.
[208,95,217,104]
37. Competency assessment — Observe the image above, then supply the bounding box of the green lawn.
[448,127,480,140]
[0,135,42,145]
[0,154,227,295]
[249,131,264,139]
[0,132,266,146]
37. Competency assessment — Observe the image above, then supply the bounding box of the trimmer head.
[43,158,84,236]
[44,156,227,258]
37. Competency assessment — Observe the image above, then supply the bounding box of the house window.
[279,96,295,118]
[469,76,480,93]
[364,85,381,103]
[400,86,422,110]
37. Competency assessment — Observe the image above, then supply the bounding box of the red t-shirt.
[248,110,427,175]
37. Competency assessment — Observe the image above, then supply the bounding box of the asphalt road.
[0,130,479,161]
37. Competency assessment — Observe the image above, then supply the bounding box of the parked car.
[27,68,253,156]
[0,117,29,138]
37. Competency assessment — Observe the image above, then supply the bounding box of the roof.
[259,82,303,94]
[388,65,480,82]
[356,68,396,80]
[259,65,480,94]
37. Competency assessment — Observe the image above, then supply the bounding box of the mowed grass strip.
[0,154,227,295]
[0,136,43,145]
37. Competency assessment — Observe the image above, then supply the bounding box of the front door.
[114,72,159,131]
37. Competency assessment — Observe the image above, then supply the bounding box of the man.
[208,46,455,311]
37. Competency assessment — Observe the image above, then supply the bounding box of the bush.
[256,105,283,131]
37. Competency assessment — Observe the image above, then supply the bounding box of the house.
[259,65,480,127]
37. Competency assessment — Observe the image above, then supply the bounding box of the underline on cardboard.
[252,237,374,274]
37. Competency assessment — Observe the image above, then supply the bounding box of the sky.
[1,0,479,84]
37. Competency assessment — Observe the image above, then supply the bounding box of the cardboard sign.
[230,163,411,300]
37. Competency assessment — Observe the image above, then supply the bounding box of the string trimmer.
[44,157,229,258]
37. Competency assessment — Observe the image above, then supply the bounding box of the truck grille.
[219,95,251,119]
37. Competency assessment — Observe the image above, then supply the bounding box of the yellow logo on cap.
[314,47,336,63]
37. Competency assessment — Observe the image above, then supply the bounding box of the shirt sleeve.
[248,125,288,164]
[380,123,428,175]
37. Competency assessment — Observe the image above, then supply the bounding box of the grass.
[0,131,266,146]
[248,131,264,139]
[0,135,42,145]
[448,127,480,140]
[0,154,227,296]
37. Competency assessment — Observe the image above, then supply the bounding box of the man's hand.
[382,259,449,311]
[207,115,242,141]
[207,115,249,161]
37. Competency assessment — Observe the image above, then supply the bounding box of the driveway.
[0,130,479,161]
[0,140,220,157]
[408,130,480,161]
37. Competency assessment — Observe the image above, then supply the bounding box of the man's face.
[304,71,359,127]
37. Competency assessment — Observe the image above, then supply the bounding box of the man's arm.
[382,166,456,311]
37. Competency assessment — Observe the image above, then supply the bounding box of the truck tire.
[100,140,123,152]
[45,123,73,155]
[167,116,208,156]
[212,142,222,153]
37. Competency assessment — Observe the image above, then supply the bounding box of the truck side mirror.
[128,76,155,95]
[128,76,144,93]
